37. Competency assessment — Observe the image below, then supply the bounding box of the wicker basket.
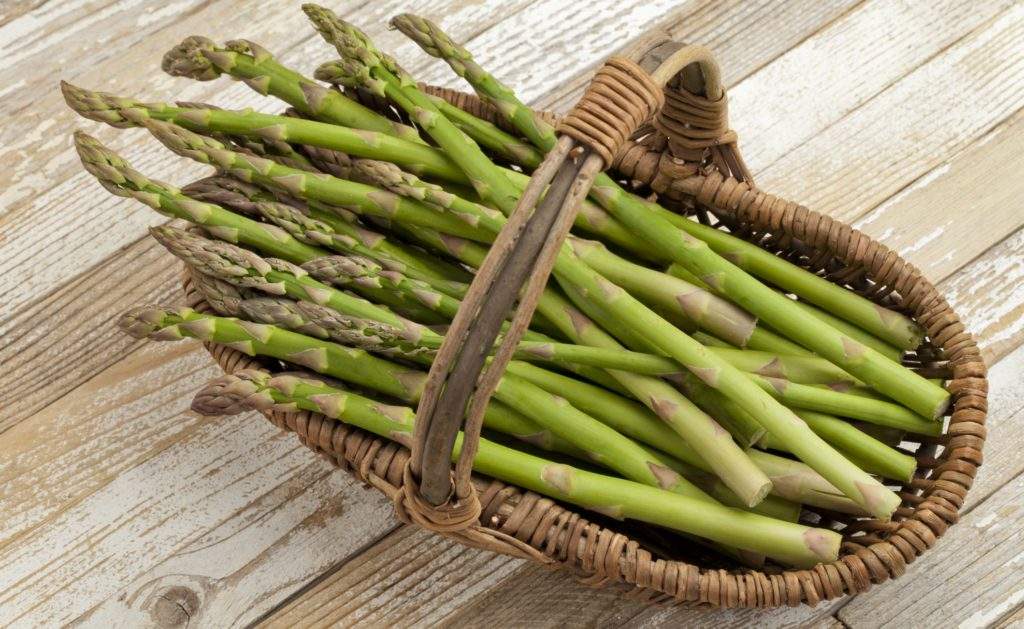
[181,37,987,608]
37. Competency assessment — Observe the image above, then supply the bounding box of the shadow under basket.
[181,49,987,608]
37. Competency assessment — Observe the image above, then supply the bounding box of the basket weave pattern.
[181,76,987,607]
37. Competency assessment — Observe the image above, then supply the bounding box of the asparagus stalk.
[653,210,926,350]
[161,36,422,141]
[150,225,426,333]
[73,131,329,263]
[758,410,917,482]
[304,6,521,213]
[188,275,589,460]
[389,13,944,418]
[193,369,840,566]
[374,206,775,505]
[125,305,719,501]
[391,13,925,351]
[182,175,468,284]
[141,118,492,242]
[176,101,321,172]
[746,374,942,436]
[644,447,802,522]
[667,263,903,362]
[63,81,639,253]
[490,362,864,514]
[568,237,809,354]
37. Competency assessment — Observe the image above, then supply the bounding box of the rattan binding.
[182,37,986,608]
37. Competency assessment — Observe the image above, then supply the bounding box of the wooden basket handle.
[403,41,732,522]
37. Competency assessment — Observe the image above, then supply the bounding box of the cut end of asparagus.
[163,35,223,80]
[61,81,147,128]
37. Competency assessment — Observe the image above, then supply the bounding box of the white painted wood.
[837,469,1024,628]
[854,110,1024,283]
[733,0,1014,176]
[0,342,397,627]
[756,4,1024,224]
[943,226,1024,365]
[540,0,861,113]
[3,1,1023,627]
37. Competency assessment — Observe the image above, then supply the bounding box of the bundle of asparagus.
[64,4,951,569]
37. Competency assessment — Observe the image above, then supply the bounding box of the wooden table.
[2,1,1023,626]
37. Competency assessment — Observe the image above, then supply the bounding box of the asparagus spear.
[192,369,841,566]
[666,263,904,362]
[124,305,720,501]
[62,82,639,252]
[391,13,926,352]
[150,225,427,332]
[161,36,422,141]
[390,13,943,417]
[182,175,468,283]
[747,374,942,436]
[306,10,912,517]
[758,410,917,483]
[73,131,328,263]
[568,237,808,354]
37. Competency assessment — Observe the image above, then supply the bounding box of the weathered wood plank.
[854,109,1024,283]
[734,0,1013,176]
[0,341,397,627]
[541,0,862,113]
[0,237,178,431]
[943,227,1024,366]
[261,526,519,628]
[997,604,1024,628]
[756,4,1024,224]
[4,2,1022,627]
[837,470,1024,628]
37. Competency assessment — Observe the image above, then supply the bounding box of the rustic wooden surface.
[1,0,1022,626]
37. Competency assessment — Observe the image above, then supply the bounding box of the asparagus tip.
[61,81,146,127]
[117,305,175,339]
[192,370,276,416]
[162,35,222,80]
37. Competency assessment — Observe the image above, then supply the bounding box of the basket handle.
[402,41,728,522]
[634,37,752,184]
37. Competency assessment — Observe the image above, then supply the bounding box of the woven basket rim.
[181,86,987,609]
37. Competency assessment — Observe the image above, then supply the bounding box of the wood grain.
[0,341,398,626]
[262,526,520,628]
[540,0,863,114]
[754,4,1024,224]
[3,1,1023,626]
[837,469,1024,628]
[854,109,1024,283]
[0,237,179,430]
